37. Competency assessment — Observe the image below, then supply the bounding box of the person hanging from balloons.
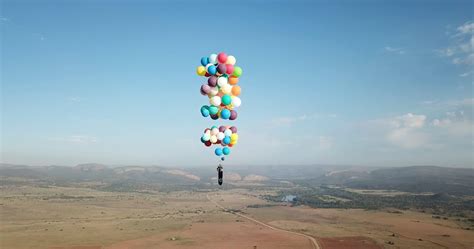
[196,52,242,185]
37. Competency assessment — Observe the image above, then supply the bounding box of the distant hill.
[309,166,474,196]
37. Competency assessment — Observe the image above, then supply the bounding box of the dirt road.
[206,193,321,249]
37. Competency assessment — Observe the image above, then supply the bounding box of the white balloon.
[221,84,232,94]
[210,135,217,143]
[232,96,241,107]
[224,129,232,137]
[208,87,218,96]
[209,54,218,64]
[202,133,210,141]
[217,76,228,87]
[210,96,221,106]
[211,128,219,136]
[205,130,211,136]
[217,132,225,140]
[226,55,236,65]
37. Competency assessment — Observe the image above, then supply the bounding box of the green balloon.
[209,105,219,115]
[233,66,242,77]
[222,94,232,105]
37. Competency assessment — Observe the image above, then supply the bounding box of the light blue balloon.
[200,105,210,117]
[221,94,232,106]
[201,57,209,66]
[223,136,231,145]
[215,148,223,156]
[207,65,217,75]
[223,147,230,155]
[221,109,231,119]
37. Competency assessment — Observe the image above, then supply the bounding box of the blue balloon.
[201,57,209,66]
[208,65,217,75]
[215,148,223,156]
[223,136,231,145]
[221,109,231,119]
[223,147,230,155]
[201,136,206,143]
[221,157,225,161]
[200,106,210,117]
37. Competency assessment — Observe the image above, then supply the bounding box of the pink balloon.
[217,52,227,64]
[226,64,234,75]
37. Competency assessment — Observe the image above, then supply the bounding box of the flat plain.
[1,185,473,249]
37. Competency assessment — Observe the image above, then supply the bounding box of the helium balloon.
[223,136,231,145]
[221,109,231,119]
[233,66,242,77]
[229,110,238,120]
[219,126,226,132]
[211,114,218,120]
[205,141,212,147]
[232,96,241,107]
[230,126,237,133]
[210,135,218,143]
[231,133,238,142]
[231,85,241,96]
[228,76,239,85]
[201,57,209,66]
[209,53,218,64]
[224,129,232,137]
[197,66,206,76]
[221,157,225,161]
[210,96,221,106]
[201,84,211,95]
[217,64,227,74]
[209,105,219,115]
[221,84,232,94]
[200,105,210,117]
[207,65,217,75]
[208,76,218,87]
[226,64,234,75]
[222,94,232,105]
[215,148,223,156]
[217,52,227,64]
[209,87,218,96]
[223,147,230,155]
[217,76,228,87]
[226,55,236,65]
[211,127,219,135]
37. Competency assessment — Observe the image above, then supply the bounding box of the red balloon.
[217,52,227,64]
[205,141,212,147]
[226,64,234,75]
[205,72,210,77]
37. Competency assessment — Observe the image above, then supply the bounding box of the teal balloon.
[223,147,230,155]
[222,94,232,105]
[209,105,219,115]
[221,109,231,119]
[215,148,223,156]
[200,105,210,117]
[211,125,218,130]
[223,136,231,145]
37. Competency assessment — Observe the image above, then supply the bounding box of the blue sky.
[1,0,473,167]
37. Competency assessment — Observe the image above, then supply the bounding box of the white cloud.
[68,97,83,102]
[370,113,429,149]
[0,17,9,22]
[431,110,473,136]
[271,113,337,126]
[49,135,98,144]
[438,20,474,70]
[384,46,405,54]
[456,21,474,35]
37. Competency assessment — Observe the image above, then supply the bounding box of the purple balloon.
[208,76,217,87]
[229,110,238,120]
[217,64,227,74]
[219,126,226,132]
[211,114,219,120]
[230,126,237,133]
[200,84,211,95]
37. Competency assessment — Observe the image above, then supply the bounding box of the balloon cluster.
[200,125,238,156]
[196,52,242,120]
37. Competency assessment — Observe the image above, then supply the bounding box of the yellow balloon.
[231,134,239,142]
[197,66,206,76]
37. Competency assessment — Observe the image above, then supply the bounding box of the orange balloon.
[231,85,241,96]
[228,76,239,85]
